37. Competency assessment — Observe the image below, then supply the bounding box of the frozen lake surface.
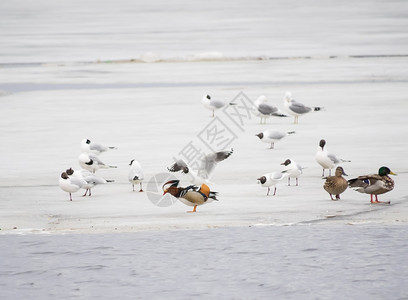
[1,0,408,64]
[1,225,408,299]
[1,0,408,299]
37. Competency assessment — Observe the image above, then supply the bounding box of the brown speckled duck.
[323,166,348,200]
[348,166,396,204]
[162,180,218,213]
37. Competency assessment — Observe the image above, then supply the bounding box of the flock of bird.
[59,139,145,201]
[59,92,397,211]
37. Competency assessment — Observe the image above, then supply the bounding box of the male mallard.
[348,166,396,204]
[162,180,218,212]
[323,166,348,201]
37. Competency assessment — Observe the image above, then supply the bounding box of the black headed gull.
[280,159,303,186]
[66,168,113,196]
[253,95,287,124]
[255,130,295,149]
[348,166,396,204]
[315,139,350,177]
[323,166,348,201]
[81,139,117,155]
[283,92,323,124]
[257,171,287,196]
[78,152,117,173]
[128,159,144,192]
[162,179,218,213]
[167,149,233,185]
[201,94,236,117]
[59,171,85,201]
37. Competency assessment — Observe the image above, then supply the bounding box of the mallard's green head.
[378,166,397,176]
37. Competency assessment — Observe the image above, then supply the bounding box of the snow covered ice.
[1,0,408,298]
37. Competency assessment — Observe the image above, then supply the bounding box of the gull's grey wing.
[89,143,107,152]
[271,172,285,180]
[212,99,226,109]
[167,159,189,174]
[70,177,85,188]
[266,131,286,140]
[89,154,106,166]
[198,149,233,179]
[327,153,340,164]
[257,103,278,115]
[289,100,312,114]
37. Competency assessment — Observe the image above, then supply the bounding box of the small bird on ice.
[348,166,396,204]
[59,171,85,201]
[66,167,113,196]
[255,130,295,149]
[315,139,350,177]
[81,138,117,155]
[78,152,117,173]
[201,94,236,117]
[257,171,287,196]
[323,166,348,201]
[167,149,233,185]
[162,179,218,213]
[128,159,144,192]
[283,91,323,124]
[253,95,287,124]
[280,159,303,186]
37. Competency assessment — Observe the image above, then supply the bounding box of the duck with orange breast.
[162,180,218,213]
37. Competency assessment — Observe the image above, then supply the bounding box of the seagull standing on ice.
[315,139,350,177]
[81,139,117,155]
[128,159,144,192]
[59,172,85,201]
[201,94,236,117]
[257,171,287,196]
[281,159,303,186]
[255,130,295,149]
[283,92,323,124]
[253,95,287,124]
[66,168,113,196]
[78,152,117,173]
[167,149,233,186]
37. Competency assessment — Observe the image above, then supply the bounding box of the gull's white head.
[284,91,292,103]
[256,95,267,104]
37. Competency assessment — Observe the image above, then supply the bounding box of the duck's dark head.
[162,180,180,194]
[335,166,347,176]
[378,166,396,176]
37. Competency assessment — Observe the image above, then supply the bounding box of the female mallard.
[348,166,396,204]
[162,180,218,212]
[323,166,348,200]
